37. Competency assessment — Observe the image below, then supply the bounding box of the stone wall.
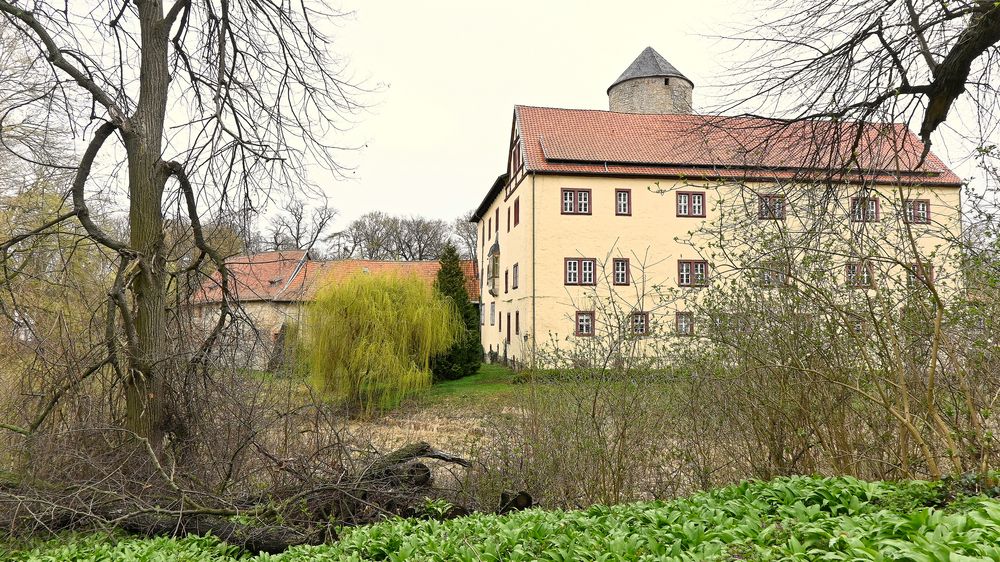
[608,76,693,114]
[192,300,305,371]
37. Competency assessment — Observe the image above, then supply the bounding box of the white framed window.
[581,259,595,285]
[846,261,874,287]
[851,197,879,222]
[677,193,689,216]
[904,199,930,224]
[676,312,694,336]
[490,302,496,325]
[692,193,704,216]
[908,262,933,287]
[677,260,708,287]
[632,312,648,335]
[575,311,595,336]
[565,259,579,284]
[561,189,592,214]
[615,189,631,215]
[613,258,629,285]
[677,192,705,217]
[693,261,707,284]
[678,260,708,286]
[565,258,596,285]
[512,263,519,289]
[760,262,789,287]
[758,194,786,220]
[563,190,575,213]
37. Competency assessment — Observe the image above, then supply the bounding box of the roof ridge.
[506,106,961,186]
[322,258,445,264]
[517,106,908,128]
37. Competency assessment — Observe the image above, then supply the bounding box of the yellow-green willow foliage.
[307,273,462,414]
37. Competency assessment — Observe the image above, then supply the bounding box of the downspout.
[531,172,537,369]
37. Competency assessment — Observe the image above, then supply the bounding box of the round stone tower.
[608,47,693,114]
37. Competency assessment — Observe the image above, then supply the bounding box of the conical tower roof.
[608,47,691,93]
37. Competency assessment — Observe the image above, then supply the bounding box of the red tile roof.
[194,254,479,304]
[514,106,961,187]
[193,250,310,304]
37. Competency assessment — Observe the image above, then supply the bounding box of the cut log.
[365,441,470,479]
[380,461,432,487]
[115,512,325,554]
[498,491,533,514]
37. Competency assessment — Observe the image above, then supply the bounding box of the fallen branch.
[114,511,325,554]
[365,441,471,479]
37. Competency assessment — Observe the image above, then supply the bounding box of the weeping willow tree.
[307,274,461,414]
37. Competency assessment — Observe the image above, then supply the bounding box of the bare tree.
[452,210,478,261]
[0,22,72,191]
[727,0,1000,152]
[0,1,359,445]
[265,200,336,252]
[332,211,398,259]
[664,0,1000,477]
[330,212,450,261]
[394,216,449,261]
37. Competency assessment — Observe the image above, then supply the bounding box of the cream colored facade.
[476,174,962,365]
[474,49,963,367]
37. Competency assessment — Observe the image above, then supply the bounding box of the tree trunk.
[124,0,171,447]
[116,513,324,555]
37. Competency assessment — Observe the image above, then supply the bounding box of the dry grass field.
[353,363,518,454]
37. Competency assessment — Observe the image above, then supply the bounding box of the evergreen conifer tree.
[431,244,482,380]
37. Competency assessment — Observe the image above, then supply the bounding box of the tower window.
[664,78,670,85]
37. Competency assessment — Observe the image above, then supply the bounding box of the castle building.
[471,47,962,365]
[192,251,478,369]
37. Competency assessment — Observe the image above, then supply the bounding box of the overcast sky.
[322,0,743,225]
[317,0,985,228]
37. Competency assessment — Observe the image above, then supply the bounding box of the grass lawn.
[420,363,518,405]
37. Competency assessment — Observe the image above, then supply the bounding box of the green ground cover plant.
[6,475,1000,561]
